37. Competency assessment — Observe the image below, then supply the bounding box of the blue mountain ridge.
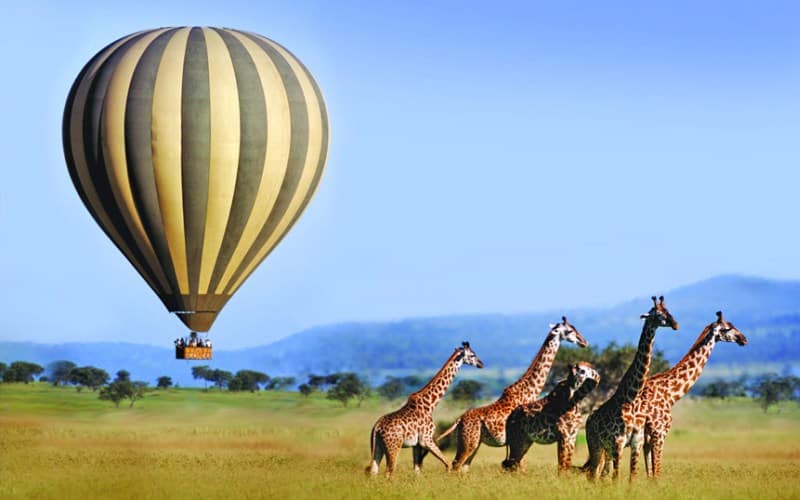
[1,275,798,387]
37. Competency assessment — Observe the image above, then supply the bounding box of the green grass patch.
[1,383,798,499]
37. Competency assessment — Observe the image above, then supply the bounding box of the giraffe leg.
[643,428,653,479]
[558,422,578,473]
[420,438,451,472]
[451,416,481,472]
[463,441,482,469]
[650,432,666,478]
[651,417,672,478]
[611,437,625,481]
[558,436,577,473]
[503,435,532,472]
[382,435,402,478]
[585,434,604,480]
[629,429,645,481]
[412,445,424,473]
[416,447,430,470]
[600,452,611,478]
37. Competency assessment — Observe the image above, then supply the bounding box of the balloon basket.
[175,346,212,360]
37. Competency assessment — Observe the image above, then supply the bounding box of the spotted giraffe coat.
[503,362,601,472]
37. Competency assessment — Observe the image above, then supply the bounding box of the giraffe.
[503,362,601,473]
[584,295,679,481]
[365,341,484,477]
[438,317,589,472]
[633,310,747,478]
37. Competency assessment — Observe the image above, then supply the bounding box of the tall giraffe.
[438,317,588,472]
[365,342,484,476]
[633,311,747,478]
[584,296,679,480]
[503,362,601,472]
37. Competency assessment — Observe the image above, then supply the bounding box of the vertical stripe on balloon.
[152,28,191,294]
[181,27,211,302]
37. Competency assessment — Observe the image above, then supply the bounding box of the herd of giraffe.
[366,295,748,480]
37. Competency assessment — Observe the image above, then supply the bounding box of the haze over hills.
[1,275,798,387]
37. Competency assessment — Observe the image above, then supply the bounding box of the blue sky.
[1,1,798,348]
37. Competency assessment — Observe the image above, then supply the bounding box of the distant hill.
[1,275,798,387]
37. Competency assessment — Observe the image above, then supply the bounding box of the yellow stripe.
[198,27,241,294]
[151,28,191,294]
[68,32,161,292]
[228,36,325,294]
[101,28,173,294]
[213,30,292,294]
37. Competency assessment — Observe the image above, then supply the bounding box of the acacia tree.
[326,372,370,407]
[377,377,405,400]
[3,361,45,383]
[229,370,269,392]
[47,361,76,386]
[191,365,212,389]
[99,380,149,408]
[449,380,484,403]
[68,366,110,392]
[266,376,296,391]
[156,376,173,389]
[211,369,233,389]
[699,378,747,399]
[753,374,799,412]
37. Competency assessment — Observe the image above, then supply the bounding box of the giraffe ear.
[549,323,557,329]
[640,314,649,320]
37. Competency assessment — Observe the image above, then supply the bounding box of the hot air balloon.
[63,27,329,358]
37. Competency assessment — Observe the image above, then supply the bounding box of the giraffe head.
[711,311,748,346]
[456,341,484,369]
[640,295,679,330]
[549,316,589,347]
[569,361,601,389]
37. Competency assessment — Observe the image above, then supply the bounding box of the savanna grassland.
[1,383,798,499]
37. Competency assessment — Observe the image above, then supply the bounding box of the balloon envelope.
[63,27,329,331]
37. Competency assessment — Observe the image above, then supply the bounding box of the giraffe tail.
[365,424,379,475]
[436,418,460,442]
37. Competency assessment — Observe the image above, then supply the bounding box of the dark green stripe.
[125,29,181,295]
[261,46,329,256]
[206,28,268,293]
[63,35,127,236]
[222,31,311,294]
[69,32,165,294]
[182,27,211,301]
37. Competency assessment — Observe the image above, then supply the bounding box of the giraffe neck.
[659,326,716,404]
[569,376,599,407]
[501,333,560,403]
[408,351,463,412]
[612,320,659,404]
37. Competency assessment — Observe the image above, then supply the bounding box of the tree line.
[2,341,799,412]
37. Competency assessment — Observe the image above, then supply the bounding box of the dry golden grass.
[0,384,798,499]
